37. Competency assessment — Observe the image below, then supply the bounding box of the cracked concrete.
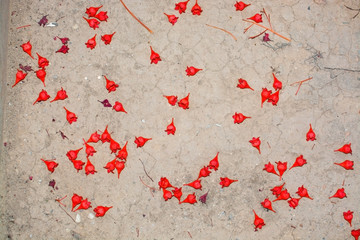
[1,0,360,239]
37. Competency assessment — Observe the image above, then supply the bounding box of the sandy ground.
[1,0,360,239]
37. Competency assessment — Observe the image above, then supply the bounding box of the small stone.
[72,24,79,30]
[75,214,81,223]
[88,213,95,219]
[97,76,101,79]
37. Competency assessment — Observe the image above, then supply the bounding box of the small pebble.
[88,213,95,219]
[72,24,79,30]
[75,213,81,223]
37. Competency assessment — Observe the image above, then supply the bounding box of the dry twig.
[290,77,313,95]
[345,5,360,19]
[205,24,237,41]
[139,176,156,197]
[139,158,153,182]
[58,204,76,223]
[55,195,67,207]
[16,24,31,29]
[243,8,290,42]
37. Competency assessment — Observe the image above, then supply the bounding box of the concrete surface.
[0,0,10,239]
[1,0,360,239]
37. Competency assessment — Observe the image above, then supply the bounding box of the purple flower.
[38,15,48,27]
[199,191,209,204]
[263,33,271,42]
[98,99,112,107]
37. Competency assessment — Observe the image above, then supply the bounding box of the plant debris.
[19,64,33,72]
[98,99,112,107]
[49,179,56,189]
[38,15,48,27]
[199,191,209,204]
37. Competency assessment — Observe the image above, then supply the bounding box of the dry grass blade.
[290,77,313,95]
[119,0,153,34]
[206,24,237,41]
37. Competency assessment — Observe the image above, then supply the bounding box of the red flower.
[248,13,262,23]
[329,188,347,199]
[86,34,97,50]
[191,0,202,16]
[12,69,27,87]
[253,210,265,230]
[288,198,300,209]
[267,90,280,105]
[104,75,119,93]
[165,118,176,135]
[234,1,250,11]
[334,160,354,170]
[150,46,161,64]
[186,66,202,76]
[86,5,103,18]
[21,41,34,59]
[83,17,100,29]
[36,53,49,69]
[134,136,151,148]
[180,193,197,204]
[272,73,282,90]
[158,177,174,189]
[95,11,108,22]
[334,143,352,154]
[94,206,112,217]
[343,210,353,227]
[101,32,115,45]
[306,124,316,141]
[163,95,178,106]
[35,69,47,86]
[237,78,254,91]
[50,88,68,102]
[232,112,251,124]
[41,159,58,173]
[85,157,97,175]
[33,89,50,105]
[178,93,190,109]
[263,162,279,176]
[175,0,190,14]
[184,179,202,190]
[172,187,182,201]
[289,155,307,170]
[113,101,127,113]
[162,189,173,201]
[219,177,238,188]
[249,137,261,154]
[164,13,178,25]
[261,198,275,212]
[63,107,77,124]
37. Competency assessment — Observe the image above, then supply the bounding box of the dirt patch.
[1,0,360,239]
